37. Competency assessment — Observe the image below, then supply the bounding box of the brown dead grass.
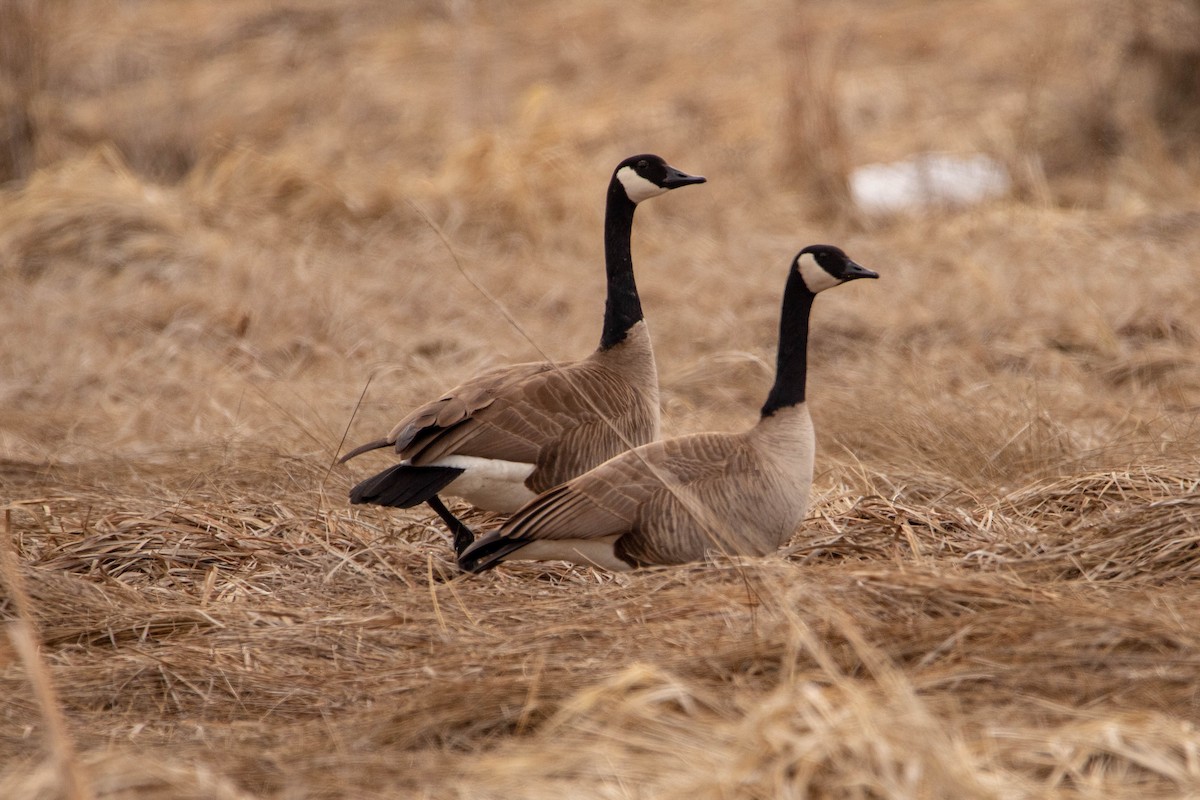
[3,0,1200,797]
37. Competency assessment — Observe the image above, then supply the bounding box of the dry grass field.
[3,0,1200,797]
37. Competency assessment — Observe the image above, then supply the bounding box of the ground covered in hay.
[3,1,1200,797]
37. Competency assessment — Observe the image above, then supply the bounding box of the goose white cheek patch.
[616,167,667,203]
[797,253,843,294]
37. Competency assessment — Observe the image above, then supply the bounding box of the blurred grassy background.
[2,0,1198,473]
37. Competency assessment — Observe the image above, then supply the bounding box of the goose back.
[350,321,658,507]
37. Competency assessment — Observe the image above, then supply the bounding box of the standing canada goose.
[340,154,706,555]
[458,244,878,572]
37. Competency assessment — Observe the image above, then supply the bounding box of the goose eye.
[637,159,648,171]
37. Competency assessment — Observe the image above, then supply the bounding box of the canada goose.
[340,154,706,555]
[458,244,878,572]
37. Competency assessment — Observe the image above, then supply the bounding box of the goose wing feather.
[493,432,780,565]
[386,361,551,453]
[402,359,654,491]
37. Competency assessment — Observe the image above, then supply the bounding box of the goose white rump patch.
[616,167,667,204]
[433,456,537,512]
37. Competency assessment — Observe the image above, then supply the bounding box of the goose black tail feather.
[349,464,464,508]
[458,531,531,573]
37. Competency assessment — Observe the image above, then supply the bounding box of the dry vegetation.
[2,0,1200,797]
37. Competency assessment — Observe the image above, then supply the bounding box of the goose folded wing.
[500,433,749,544]
[402,361,648,482]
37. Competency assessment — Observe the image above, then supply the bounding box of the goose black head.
[613,154,706,204]
[794,244,879,294]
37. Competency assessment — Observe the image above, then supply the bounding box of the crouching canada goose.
[458,245,878,572]
[340,155,706,555]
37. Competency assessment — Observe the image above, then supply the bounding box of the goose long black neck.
[599,182,642,350]
[761,268,816,416]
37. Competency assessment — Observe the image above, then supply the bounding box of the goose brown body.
[343,323,659,507]
[480,406,816,569]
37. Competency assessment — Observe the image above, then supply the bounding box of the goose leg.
[426,495,477,556]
